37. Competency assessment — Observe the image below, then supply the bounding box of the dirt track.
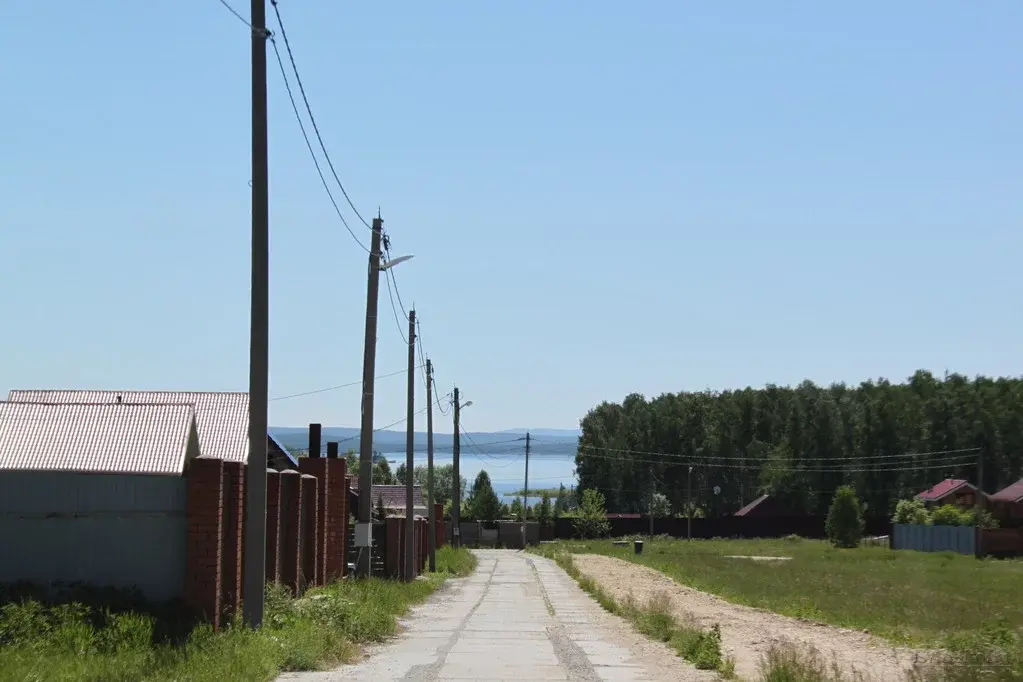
[572,554,927,681]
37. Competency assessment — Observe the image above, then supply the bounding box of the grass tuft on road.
[0,548,477,682]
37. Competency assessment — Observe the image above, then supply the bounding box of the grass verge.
[0,548,477,682]
[533,545,735,677]
[548,537,1023,647]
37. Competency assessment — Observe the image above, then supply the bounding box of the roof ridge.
[9,389,248,396]
[2,400,198,407]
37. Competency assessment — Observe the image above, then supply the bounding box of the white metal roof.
[0,401,199,475]
[7,390,249,463]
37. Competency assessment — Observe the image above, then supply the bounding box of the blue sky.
[2,1,1020,433]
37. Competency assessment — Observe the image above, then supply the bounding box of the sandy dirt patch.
[573,554,926,681]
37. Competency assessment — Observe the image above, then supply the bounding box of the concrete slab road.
[279,549,715,682]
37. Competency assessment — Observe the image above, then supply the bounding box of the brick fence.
[185,455,348,629]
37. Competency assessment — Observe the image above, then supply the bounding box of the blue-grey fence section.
[0,471,188,600]
[893,523,976,555]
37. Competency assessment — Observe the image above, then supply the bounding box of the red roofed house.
[915,479,986,509]
[989,478,1023,521]
[348,476,426,517]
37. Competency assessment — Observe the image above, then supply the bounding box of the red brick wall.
[186,458,224,630]
[300,473,318,590]
[265,469,282,585]
[182,459,356,626]
[220,461,245,620]
[299,457,348,583]
[279,470,302,595]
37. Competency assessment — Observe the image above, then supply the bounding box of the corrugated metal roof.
[0,401,197,475]
[915,479,981,502]
[991,478,1023,504]
[7,390,248,464]
[365,484,424,510]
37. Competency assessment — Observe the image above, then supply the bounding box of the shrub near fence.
[551,515,892,540]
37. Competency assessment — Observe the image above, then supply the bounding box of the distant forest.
[575,370,1023,518]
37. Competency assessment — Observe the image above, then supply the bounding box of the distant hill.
[270,426,578,456]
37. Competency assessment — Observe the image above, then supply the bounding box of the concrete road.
[280,549,713,682]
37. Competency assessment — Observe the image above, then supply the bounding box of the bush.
[892,498,932,525]
[572,489,611,539]
[825,486,864,549]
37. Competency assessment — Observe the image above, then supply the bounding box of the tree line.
[575,370,1023,518]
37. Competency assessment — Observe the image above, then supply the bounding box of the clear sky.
[2,2,1020,433]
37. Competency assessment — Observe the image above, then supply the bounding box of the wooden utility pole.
[522,432,531,547]
[404,310,416,581]
[242,0,269,629]
[648,466,655,536]
[426,359,436,571]
[452,387,461,548]
[357,218,385,577]
[687,465,693,541]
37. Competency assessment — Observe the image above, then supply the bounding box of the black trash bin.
[634,539,644,555]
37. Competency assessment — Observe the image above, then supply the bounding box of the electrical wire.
[563,448,976,473]
[555,442,982,464]
[215,0,256,29]
[270,366,422,401]
[270,0,374,231]
[383,269,408,343]
[267,34,368,252]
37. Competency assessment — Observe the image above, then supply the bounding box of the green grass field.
[0,546,477,682]
[548,537,1023,647]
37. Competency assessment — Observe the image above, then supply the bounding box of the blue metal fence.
[892,523,976,555]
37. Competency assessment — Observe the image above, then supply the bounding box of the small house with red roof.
[915,479,986,509]
[989,478,1023,521]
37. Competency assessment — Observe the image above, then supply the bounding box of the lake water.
[379,450,575,505]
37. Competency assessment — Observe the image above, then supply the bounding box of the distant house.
[989,479,1023,520]
[0,400,202,599]
[606,513,641,519]
[348,476,426,517]
[734,494,793,517]
[915,479,986,509]
[7,389,296,470]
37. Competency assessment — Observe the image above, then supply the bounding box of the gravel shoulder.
[572,554,925,682]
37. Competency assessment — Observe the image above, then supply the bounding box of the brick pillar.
[186,458,224,629]
[220,461,245,620]
[300,473,318,591]
[279,470,302,595]
[299,457,347,584]
[435,503,445,548]
[266,469,282,585]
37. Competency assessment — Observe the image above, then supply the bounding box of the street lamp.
[452,392,473,547]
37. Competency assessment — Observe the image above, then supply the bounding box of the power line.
[270,366,421,401]
[267,32,367,252]
[565,442,981,464]
[269,0,374,230]
[336,391,454,444]
[215,0,256,29]
[383,268,408,343]
[565,448,976,473]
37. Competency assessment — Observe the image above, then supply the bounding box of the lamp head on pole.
[380,254,414,271]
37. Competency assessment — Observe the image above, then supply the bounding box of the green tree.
[573,489,611,539]
[891,498,931,525]
[554,483,572,517]
[466,471,502,521]
[395,463,466,507]
[537,493,553,526]
[375,494,387,521]
[825,486,865,548]
[509,498,524,521]
[649,492,672,518]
